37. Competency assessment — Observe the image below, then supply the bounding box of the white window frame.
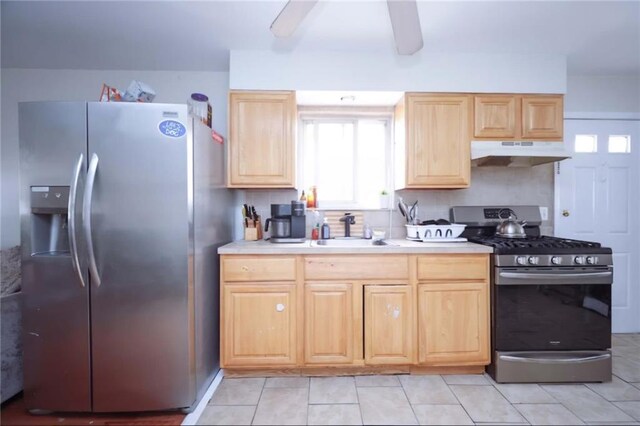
[297,107,394,210]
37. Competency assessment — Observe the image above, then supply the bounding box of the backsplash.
[235,164,554,240]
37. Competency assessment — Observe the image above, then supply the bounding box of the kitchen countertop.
[218,239,493,255]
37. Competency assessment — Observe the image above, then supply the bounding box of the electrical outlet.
[540,206,549,221]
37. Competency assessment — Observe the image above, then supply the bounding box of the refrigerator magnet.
[158,120,186,138]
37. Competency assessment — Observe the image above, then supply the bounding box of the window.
[574,134,597,153]
[301,116,392,209]
[608,135,631,153]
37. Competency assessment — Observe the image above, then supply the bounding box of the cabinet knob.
[276,303,285,312]
[241,265,249,271]
[562,210,570,217]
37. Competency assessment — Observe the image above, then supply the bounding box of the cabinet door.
[521,95,563,140]
[474,95,517,139]
[405,94,471,188]
[364,285,413,365]
[305,283,356,364]
[228,91,296,187]
[222,284,296,366]
[418,282,489,365]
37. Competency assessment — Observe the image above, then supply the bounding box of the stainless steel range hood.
[471,141,571,167]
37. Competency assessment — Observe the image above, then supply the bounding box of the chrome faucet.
[339,213,356,237]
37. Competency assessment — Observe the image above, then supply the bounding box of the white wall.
[230,50,567,94]
[565,75,640,116]
[0,69,229,249]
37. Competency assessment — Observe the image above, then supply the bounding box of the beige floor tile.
[264,377,309,388]
[449,385,526,423]
[514,403,585,425]
[442,374,491,385]
[493,383,557,404]
[307,404,363,425]
[210,378,265,406]
[412,404,473,425]
[584,422,640,425]
[541,384,635,423]
[614,356,640,382]
[309,376,358,404]
[614,401,640,421]
[354,374,401,387]
[357,387,417,425]
[613,334,640,347]
[612,346,640,360]
[252,387,308,425]
[634,383,640,390]
[399,375,458,404]
[587,376,640,401]
[197,405,256,425]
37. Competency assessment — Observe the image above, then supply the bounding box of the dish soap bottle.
[320,217,330,240]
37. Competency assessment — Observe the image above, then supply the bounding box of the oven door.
[493,267,612,351]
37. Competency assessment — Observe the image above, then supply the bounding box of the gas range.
[451,205,613,384]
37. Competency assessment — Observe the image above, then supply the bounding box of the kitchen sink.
[313,239,388,247]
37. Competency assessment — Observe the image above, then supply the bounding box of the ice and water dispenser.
[30,186,70,255]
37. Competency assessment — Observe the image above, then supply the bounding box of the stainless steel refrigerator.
[19,101,232,413]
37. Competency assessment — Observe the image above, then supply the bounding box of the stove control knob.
[528,256,539,265]
[574,256,586,265]
[551,256,562,265]
[586,256,598,265]
[516,256,527,265]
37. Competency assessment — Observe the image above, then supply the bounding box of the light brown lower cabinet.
[364,285,413,365]
[304,283,358,364]
[222,284,297,366]
[220,254,490,371]
[417,282,489,365]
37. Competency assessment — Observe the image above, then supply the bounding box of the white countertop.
[218,239,493,255]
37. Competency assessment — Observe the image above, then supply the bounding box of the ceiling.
[1,1,639,76]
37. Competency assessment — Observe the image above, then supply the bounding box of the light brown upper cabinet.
[474,95,518,138]
[395,93,471,189]
[228,91,296,188]
[521,95,564,139]
[473,94,563,141]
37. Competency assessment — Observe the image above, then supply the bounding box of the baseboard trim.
[181,369,225,425]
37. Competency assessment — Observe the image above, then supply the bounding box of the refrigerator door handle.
[68,153,86,288]
[83,153,101,287]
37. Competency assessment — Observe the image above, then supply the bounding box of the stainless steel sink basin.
[313,239,387,247]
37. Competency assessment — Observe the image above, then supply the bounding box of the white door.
[555,119,640,333]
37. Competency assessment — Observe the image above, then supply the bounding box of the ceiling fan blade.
[270,0,319,38]
[387,0,424,55]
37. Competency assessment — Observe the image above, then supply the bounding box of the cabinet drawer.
[305,256,408,280]
[417,255,488,281]
[222,256,296,282]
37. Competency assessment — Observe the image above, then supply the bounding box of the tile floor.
[198,334,640,425]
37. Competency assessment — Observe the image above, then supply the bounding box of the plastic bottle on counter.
[321,218,331,240]
[311,211,320,240]
[300,190,306,204]
[363,223,372,239]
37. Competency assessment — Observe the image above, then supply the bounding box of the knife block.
[244,227,258,241]
[243,218,263,241]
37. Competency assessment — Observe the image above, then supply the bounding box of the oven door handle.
[499,353,611,364]
[498,271,612,279]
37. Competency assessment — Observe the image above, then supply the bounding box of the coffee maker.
[264,201,306,243]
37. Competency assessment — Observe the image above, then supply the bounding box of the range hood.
[471,141,571,167]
